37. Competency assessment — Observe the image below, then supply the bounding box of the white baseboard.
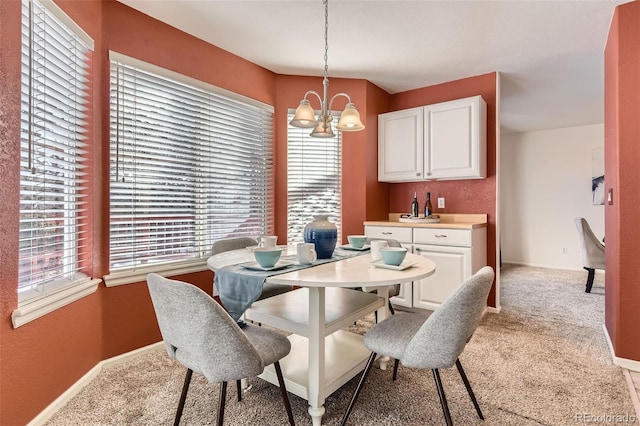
[603,324,640,372]
[27,341,164,426]
[622,369,640,421]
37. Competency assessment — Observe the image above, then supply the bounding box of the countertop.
[364,213,487,230]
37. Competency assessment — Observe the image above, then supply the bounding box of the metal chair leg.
[585,268,595,293]
[236,379,242,402]
[432,369,453,426]
[217,381,227,426]
[455,359,484,420]
[392,359,400,381]
[341,352,377,426]
[174,368,193,426]
[388,299,395,315]
[274,361,295,425]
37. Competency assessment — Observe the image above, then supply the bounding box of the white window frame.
[105,52,274,286]
[13,0,100,328]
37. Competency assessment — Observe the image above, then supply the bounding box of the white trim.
[108,51,274,113]
[104,259,210,287]
[622,369,640,421]
[26,342,164,426]
[38,0,94,49]
[603,324,640,371]
[12,279,101,328]
[486,306,501,314]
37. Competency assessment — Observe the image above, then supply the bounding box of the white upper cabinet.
[378,95,487,182]
[378,106,423,182]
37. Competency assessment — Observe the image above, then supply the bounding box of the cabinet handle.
[382,232,392,235]
[426,172,432,176]
[435,234,447,238]
[416,172,421,176]
[414,247,421,252]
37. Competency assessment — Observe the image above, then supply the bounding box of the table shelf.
[244,287,384,337]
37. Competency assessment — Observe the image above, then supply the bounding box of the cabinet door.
[390,282,413,308]
[378,107,423,182]
[412,244,471,311]
[424,96,486,180]
[388,243,413,308]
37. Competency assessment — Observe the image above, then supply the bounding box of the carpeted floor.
[45,265,638,425]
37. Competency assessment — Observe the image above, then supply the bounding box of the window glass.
[19,0,94,301]
[109,60,274,270]
[286,114,342,244]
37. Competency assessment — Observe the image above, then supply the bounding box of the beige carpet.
[45,265,638,425]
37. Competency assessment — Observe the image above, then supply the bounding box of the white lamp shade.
[310,117,335,138]
[289,100,318,128]
[336,103,365,131]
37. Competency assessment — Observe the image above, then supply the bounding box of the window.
[286,113,342,244]
[109,54,274,273]
[18,0,94,302]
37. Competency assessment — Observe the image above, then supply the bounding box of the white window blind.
[19,0,94,301]
[109,59,274,271]
[287,113,342,244]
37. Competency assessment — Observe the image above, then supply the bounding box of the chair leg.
[341,352,377,426]
[392,359,400,381]
[388,299,395,315]
[584,268,595,293]
[217,381,227,426]
[236,379,242,402]
[174,368,193,426]
[432,369,453,426]
[273,361,295,426]
[455,359,484,420]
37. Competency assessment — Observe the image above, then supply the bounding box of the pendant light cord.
[323,0,329,82]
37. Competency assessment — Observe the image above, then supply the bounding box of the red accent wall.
[0,1,273,424]
[604,1,640,362]
[386,74,498,307]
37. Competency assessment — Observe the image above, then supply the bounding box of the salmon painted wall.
[604,1,640,363]
[365,82,393,221]
[387,73,498,307]
[0,2,104,424]
[0,1,277,424]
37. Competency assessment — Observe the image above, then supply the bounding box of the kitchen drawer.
[413,227,471,247]
[364,226,412,244]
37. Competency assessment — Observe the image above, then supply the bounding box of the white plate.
[370,259,416,271]
[240,260,295,271]
[339,244,370,251]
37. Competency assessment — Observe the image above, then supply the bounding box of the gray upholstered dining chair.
[211,237,293,300]
[341,266,495,426]
[146,273,295,426]
[363,237,403,315]
[574,218,605,293]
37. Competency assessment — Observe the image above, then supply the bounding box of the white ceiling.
[117,0,628,133]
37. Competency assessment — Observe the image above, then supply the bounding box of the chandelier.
[289,0,365,138]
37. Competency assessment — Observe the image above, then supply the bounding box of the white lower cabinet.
[365,224,486,312]
[412,244,471,311]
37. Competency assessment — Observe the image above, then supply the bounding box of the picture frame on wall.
[592,147,605,205]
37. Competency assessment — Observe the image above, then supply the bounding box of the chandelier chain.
[323,0,329,80]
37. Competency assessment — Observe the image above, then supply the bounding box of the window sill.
[12,278,102,328]
[103,260,210,287]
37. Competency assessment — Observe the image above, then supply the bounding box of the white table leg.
[375,285,391,370]
[308,287,326,426]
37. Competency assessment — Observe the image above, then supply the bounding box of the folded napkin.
[215,249,363,325]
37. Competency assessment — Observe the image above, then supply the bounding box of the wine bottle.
[424,192,433,217]
[411,192,419,218]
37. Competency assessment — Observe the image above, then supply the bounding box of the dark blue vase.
[303,214,337,259]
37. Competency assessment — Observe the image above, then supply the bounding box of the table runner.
[214,247,367,325]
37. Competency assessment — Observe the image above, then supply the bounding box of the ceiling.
[117,0,628,134]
